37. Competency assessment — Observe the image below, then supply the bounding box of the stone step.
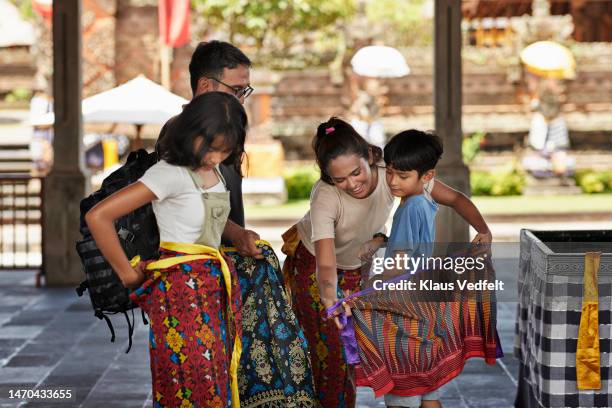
[0,164,31,173]
[471,151,612,172]
[523,184,583,196]
[0,149,30,161]
[526,176,578,187]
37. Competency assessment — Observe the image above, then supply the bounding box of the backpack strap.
[95,310,116,343]
[124,310,135,354]
[75,281,88,297]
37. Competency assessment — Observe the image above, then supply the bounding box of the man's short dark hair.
[384,130,443,176]
[189,40,252,95]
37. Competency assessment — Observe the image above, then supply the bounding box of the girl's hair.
[384,129,443,176]
[158,92,247,175]
[312,117,383,184]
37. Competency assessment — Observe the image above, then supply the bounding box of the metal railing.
[0,174,43,273]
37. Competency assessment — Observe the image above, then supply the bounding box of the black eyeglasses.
[207,77,254,99]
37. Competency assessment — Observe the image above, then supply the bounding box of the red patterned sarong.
[283,241,359,408]
[131,245,242,408]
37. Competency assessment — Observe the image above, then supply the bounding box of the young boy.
[384,130,441,262]
[382,129,444,408]
[354,130,495,408]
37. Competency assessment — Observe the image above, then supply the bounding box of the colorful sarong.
[333,259,501,398]
[222,242,316,407]
[282,235,359,408]
[130,242,242,408]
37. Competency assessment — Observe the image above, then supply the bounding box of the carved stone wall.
[114,0,193,97]
[82,0,116,97]
[114,0,158,86]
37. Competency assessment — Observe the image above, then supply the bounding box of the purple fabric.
[337,313,360,364]
[495,329,504,358]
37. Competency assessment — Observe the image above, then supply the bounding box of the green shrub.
[490,170,525,196]
[575,170,612,194]
[284,170,318,200]
[470,168,525,196]
[462,132,485,165]
[470,171,494,196]
[4,88,32,103]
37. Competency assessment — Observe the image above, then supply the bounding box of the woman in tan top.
[281,117,491,408]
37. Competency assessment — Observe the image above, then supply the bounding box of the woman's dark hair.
[384,129,443,176]
[312,117,383,184]
[158,92,247,175]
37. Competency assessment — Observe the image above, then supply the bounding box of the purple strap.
[337,313,360,364]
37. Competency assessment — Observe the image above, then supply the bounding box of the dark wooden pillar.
[43,0,88,285]
[434,0,470,243]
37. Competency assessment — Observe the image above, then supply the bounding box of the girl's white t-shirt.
[138,160,225,244]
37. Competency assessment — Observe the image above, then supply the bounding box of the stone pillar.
[43,0,88,286]
[434,0,470,243]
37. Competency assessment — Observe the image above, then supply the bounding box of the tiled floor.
[0,271,518,407]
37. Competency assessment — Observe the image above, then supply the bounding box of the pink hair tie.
[325,127,335,134]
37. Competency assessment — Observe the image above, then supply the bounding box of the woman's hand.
[321,290,352,330]
[358,238,384,262]
[119,262,146,289]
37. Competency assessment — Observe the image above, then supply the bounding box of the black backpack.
[75,149,160,352]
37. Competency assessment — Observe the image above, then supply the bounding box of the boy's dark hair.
[312,117,383,185]
[189,40,252,95]
[384,130,443,176]
[158,92,247,175]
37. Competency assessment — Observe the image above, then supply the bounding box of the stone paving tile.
[5,354,63,368]
[0,383,37,400]
[81,399,145,408]
[0,297,36,308]
[0,327,44,341]
[4,313,55,327]
[0,340,25,363]
[24,292,80,313]
[22,386,91,407]
[0,367,51,385]
[0,307,23,315]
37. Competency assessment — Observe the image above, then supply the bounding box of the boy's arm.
[430,179,492,243]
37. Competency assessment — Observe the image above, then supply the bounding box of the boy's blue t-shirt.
[385,194,438,259]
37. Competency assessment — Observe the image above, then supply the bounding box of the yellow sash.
[576,251,602,390]
[131,241,243,407]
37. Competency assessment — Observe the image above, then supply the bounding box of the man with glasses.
[155,41,318,407]
[156,40,261,257]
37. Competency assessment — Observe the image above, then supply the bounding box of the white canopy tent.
[32,75,188,148]
[350,45,410,78]
[0,0,35,47]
